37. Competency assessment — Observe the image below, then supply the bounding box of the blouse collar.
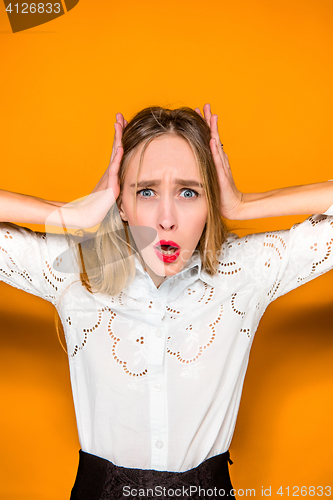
[122,250,216,301]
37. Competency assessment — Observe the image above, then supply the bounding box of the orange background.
[0,0,333,498]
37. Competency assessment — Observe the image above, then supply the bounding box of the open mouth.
[155,244,179,255]
[154,240,181,262]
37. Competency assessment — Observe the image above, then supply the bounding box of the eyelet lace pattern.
[1,214,333,472]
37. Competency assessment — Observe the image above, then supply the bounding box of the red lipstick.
[154,240,180,263]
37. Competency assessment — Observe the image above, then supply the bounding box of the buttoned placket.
[146,295,169,470]
[127,252,208,470]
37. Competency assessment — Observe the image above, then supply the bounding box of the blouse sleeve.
[0,222,73,306]
[253,214,333,306]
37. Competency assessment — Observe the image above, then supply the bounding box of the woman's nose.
[157,198,177,230]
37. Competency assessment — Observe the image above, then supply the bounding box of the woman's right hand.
[46,113,128,230]
[91,112,128,197]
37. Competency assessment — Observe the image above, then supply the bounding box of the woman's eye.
[137,188,154,197]
[180,189,199,198]
[137,188,199,198]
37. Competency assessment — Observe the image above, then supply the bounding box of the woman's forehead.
[126,135,201,181]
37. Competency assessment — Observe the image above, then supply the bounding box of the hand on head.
[195,103,243,220]
[55,113,129,230]
[91,112,128,197]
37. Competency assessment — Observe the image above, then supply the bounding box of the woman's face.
[119,134,208,288]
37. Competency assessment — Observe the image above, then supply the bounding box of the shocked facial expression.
[119,134,208,288]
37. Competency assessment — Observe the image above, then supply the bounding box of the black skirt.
[70,450,235,500]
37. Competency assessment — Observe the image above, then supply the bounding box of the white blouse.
[0,212,333,472]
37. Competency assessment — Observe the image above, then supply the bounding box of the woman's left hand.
[195,103,243,219]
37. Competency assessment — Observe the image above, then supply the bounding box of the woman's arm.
[0,113,126,227]
[196,103,333,220]
[233,182,333,220]
[0,190,66,224]
[0,178,121,229]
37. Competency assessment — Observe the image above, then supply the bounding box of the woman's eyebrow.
[130,179,203,188]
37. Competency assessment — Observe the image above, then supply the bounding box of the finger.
[116,113,125,128]
[105,146,123,199]
[210,138,223,168]
[210,114,225,154]
[194,107,203,117]
[203,103,212,127]
[210,114,221,144]
[114,145,123,160]
[115,120,123,137]
[210,139,230,181]
[109,146,124,173]
[124,118,128,127]
[110,122,122,163]
[211,137,227,164]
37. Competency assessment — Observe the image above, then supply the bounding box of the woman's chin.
[140,248,182,277]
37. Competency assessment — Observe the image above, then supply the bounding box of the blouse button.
[154,383,162,391]
[155,330,163,338]
[155,440,164,449]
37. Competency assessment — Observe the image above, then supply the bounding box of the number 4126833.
[277,486,331,496]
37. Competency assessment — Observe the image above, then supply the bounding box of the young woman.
[1,104,332,499]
